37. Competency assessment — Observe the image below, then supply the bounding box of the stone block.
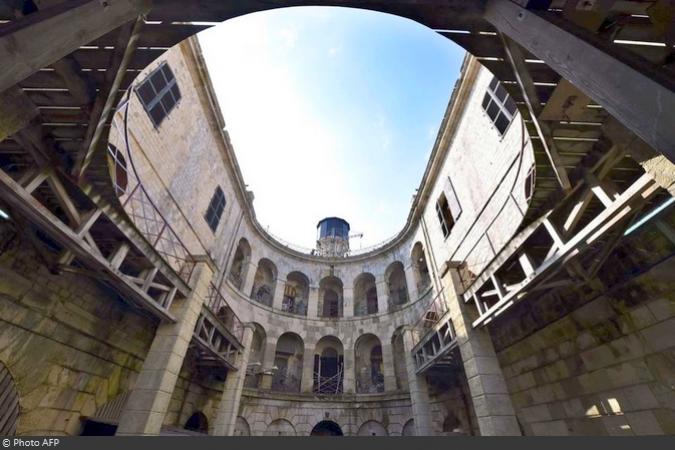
[530,419,570,436]
[626,411,663,435]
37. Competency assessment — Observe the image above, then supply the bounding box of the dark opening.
[310,420,344,436]
[184,411,208,434]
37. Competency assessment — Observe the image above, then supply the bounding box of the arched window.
[204,186,226,232]
[184,411,208,434]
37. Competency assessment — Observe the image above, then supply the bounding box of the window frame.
[204,186,226,233]
[481,76,517,137]
[435,193,455,239]
[135,62,181,127]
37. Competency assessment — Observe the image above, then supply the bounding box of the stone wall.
[0,221,156,435]
[491,212,675,435]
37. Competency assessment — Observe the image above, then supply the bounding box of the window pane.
[495,112,510,135]
[149,104,165,126]
[161,93,176,113]
[151,70,168,92]
[170,84,181,102]
[505,97,517,116]
[482,92,491,110]
[489,76,499,91]
[137,81,155,106]
[486,100,500,122]
[495,84,508,102]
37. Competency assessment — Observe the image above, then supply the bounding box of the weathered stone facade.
[1,30,673,438]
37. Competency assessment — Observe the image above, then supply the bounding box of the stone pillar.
[443,268,520,436]
[404,264,418,302]
[342,343,356,394]
[375,274,389,314]
[343,286,353,318]
[259,336,277,390]
[402,328,433,436]
[307,286,319,318]
[300,345,316,393]
[212,325,255,436]
[116,261,213,436]
[380,342,397,392]
[272,278,286,310]
[243,261,257,297]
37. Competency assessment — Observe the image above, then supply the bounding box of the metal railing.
[264,228,400,258]
[413,287,446,338]
[109,94,196,284]
[204,283,244,343]
[313,368,344,395]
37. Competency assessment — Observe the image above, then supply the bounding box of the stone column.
[212,324,255,436]
[404,264,418,302]
[272,278,286,310]
[307,286,319,318]
[116,261,213,436]
[380,342,397,392]
[402,328,433,436]
[343,286,354,318]
[443,268,520,436]
[342,343,356,394]
[242,261,257,297]
[259,336,277,390]
[375,274,389,314]
[300,345,316,393]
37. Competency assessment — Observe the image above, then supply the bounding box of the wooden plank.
[75,16,144,178]
[0,0,151,93]
[485,0,675,164]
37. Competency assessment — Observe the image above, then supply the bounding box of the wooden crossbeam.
[470,173,658,327]
[75,15,145,178]
[0,167,176,322]
[500,33,571,191]
[0,0,151,94]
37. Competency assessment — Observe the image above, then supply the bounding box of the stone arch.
[411,242,431,294]
[310,420,343,436]
[318,276,343,318]
[229,238,251,290]
[353,272,378,316]
[402,419,415,436]
[357,420,388,436]
[272,332,304,392]
[264,418,296,436]
[184,411,208,434]
[313,336,344,394]
[385,261,408,309]
[283,271,309,316]
[0,361,19,436]
[442,411,468,435]
[251,258,277,306]
[354,333,384,394]
[234,416,251,436]
[391,326,409,390]
[244,322,266,388]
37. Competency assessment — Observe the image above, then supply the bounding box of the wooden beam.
[500,33,571,191]
[75,15,144,178]
[0,0,151,94]
[485,0,675,165]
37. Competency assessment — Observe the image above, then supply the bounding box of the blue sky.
[199,6,465,249]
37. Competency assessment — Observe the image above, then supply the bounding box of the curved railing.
[108,93,195,284]
[264,228,400,258]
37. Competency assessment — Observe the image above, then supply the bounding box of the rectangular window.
[436,193,455,239]
[444,177,462,221]
[482,76,517,136]
[204,186,226,233]
[135,62,181,127]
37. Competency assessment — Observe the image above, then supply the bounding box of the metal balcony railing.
[109,93,196,284]
[204,283,244,344]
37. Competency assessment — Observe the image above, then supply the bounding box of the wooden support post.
[109,242,130,269]
[75,15,145,178]
[500,33,571,191]
[485,0,675,164]
[0,0,151,94]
